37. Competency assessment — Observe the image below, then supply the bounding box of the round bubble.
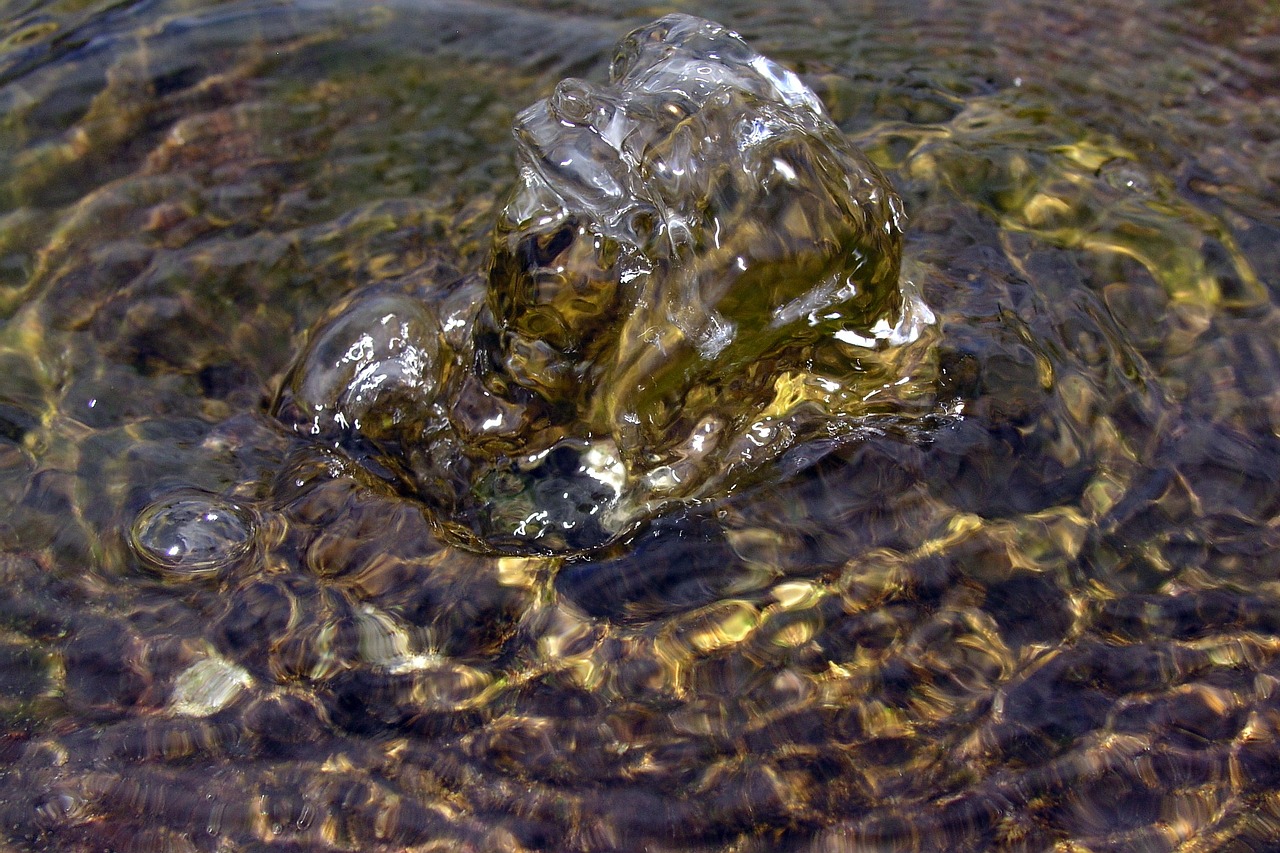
[130,492,256,577]
[489,12,922,471]
[278,291,441,442]
[275,13,939,556]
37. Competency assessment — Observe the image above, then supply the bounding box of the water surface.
[0,1,1278,850]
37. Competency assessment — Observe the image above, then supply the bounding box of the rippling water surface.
[1,1,1278,850]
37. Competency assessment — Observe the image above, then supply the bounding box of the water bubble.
[550,78,598,125]
[491,11,922,501]
[1099,158,1154,194]
[276,292,440,443]
[279,13,937,555]
[130,491,256,577]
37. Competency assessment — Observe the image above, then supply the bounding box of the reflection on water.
[0,0,1278,850]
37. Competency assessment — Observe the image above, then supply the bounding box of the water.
[0,1,1278,850]
[275,13,937,555]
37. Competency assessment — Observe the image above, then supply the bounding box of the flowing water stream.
[0,1,1278,850]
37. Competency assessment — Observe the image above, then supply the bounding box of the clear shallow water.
[0,1,1278,851]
